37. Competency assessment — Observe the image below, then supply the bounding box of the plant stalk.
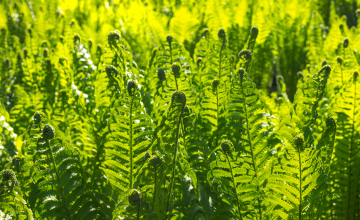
[166,106,184,219]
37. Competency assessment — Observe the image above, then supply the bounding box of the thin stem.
[174,75,179,90]
[170,43,179,90]
[248,38,257,76]
[216,88,219,148]
[225,154,243,220]
[46,139,71,220]
[107,74,122,94]
[347,82,356,219]
[298,149,302,220]
[137,202,141,220]
[115,47,127,75]
[166,107,184,219]
[197,66,203,108]
[240,78,262,219]
[129,96,134,188]
[170,44,173,64]
[326,128,337,175]
[215,40,224,148]
[153,165,157,208]
[342,47,345,85]
[181,122,186,149]
[218,41,224,79]
[340,64,343,85]
[319,125,336,219]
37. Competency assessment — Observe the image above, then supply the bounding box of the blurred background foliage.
[1,0,359,102]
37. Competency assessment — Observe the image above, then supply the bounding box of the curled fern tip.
[197,57,202,68]
[33,111,42,124]
[326,117,336,129]
[172,62,181,77]
[150,154,162,167]
[238,50,252,60]
[127,80,137,96]
[212,79,219,92]
[106,65,118,78]
[354,70,359,82]
[157,68,166,81]
[42,124,55,140]
[295,135,304,151]
[144,152,150,160]
[250,26,259,39]
[2,169,16,182]
[128,189,142,206]
[218,28,226,40]
[59,57,68,66]
[321,59,327,67]
[203,28,209,37]
[108,30,121,46]
[221,140,233,154]
[343,37,349,48]
[167,34,172,48]
[238,68,245,81]
[74,34,80,45]
[171,91,186,107]
[318,65,331,74]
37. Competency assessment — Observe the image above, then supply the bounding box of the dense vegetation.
[0,0,360,219]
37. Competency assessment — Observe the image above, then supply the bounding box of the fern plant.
[1,0,360,219]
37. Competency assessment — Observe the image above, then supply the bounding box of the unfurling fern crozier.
[42,124,55,140]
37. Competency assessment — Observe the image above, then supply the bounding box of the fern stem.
[340,64,343,86]
[181,122,186,150]
[240,78,262,219]
[347,82,356,219]
[129,96,134,188]
[319,126,336,219]
[166,106,184,219]
[153,165,157,209]
[225,154,243,220]
[107,73,122,94]
[343,47,345,85]
[174,75,179,91]
[170,43,179,90]
[137,202,141,220]
[112,49,125,84]
[46,139,71,220]
[215,41,224,148]
[298,149,302,220]
[90,143,103,185]
[39,125,56,195]
[121,50,127,75]
[170,43,173,64]
[216,88,219,148]
[248,38,256,76]
[218,43,223,80]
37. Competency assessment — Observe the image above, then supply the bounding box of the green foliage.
[1,0,360,219]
